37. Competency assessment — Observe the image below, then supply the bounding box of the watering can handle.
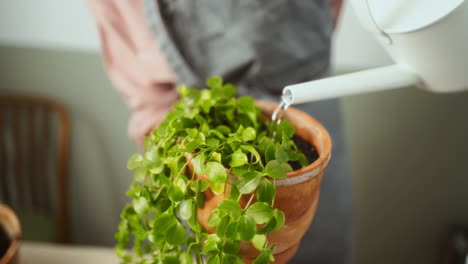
[350,0,392,43]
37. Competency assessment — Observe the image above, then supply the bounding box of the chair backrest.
[0,95,70,243]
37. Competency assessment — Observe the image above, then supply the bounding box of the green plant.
[116,77,308,264]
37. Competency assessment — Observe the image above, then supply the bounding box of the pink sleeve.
[87,0,178,146]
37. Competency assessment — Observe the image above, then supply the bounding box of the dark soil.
[0,226,11,258]
[290,135,319,171]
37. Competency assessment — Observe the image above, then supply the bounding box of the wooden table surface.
[19,241,119,264]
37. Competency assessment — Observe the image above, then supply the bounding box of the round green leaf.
[133,197,148,215]
[206,254,220,264]
[201,98,214,113]
[163,255,180,264]
[185,128,198,137]
[252,234,267,250]
[168,185,184,202]
[202,234,220,253]
[264,144,276,163]
[175,177,187,193]
[238,215,256,241]
[238,96,255,110]
[199,180,210,192]
[258,136,273,153]
[133,168,147,182]
[257,217,276,235]
[211,81,236,99]
[221,254,243,264]
[252,249,273,264]
[232,165,249,177]
[275,144,289,163]
[206,76,223,89]
[210,182,225,195]
[216,215,230,237]
[223,239,241,255]
[273,209,285,232]
[229,150,248,167]
[149,160,164,174]
[245,202,274,224]
[191,179,209,193]
[241,127,256,142]
[217,200,242,218]
[205,162,227,183]
[127,153,143,170]
[237,171,262,194]
[228,184,241,201]
[191,154,205,175]
[208,210,222,227]
[172,117,195,130]
[184,137,203,152]
[264,160,290,179]
[216,125,231,134]
[179,199,193,220]
[166,223,186,246]
[277,120,295,139]
[240,145,261,162]
[179,252,193,264]
[281,162,293,175]
[153,213,177,237]
[223,221,238,240]
[257,180,275,204]
[221,83,237,97]
[211,151,222,162]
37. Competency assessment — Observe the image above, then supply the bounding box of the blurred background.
[1,0,468,263]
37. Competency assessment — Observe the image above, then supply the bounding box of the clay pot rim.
[0,204,21,264]
[0,240,19,264]
[256,101,332,184]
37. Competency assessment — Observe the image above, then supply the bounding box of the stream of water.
[271,97,292,136]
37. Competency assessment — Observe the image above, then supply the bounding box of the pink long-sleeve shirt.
[87,0,178,146]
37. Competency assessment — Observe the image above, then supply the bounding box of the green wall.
[2,45,468,263]
[342,86,468,263]
[0,46,137,245]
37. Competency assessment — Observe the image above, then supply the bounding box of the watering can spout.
[282,65,421,105]
[284,0,468,105]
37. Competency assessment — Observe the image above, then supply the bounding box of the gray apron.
[143,1,352,262]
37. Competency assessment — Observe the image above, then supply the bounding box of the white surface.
[382,0,468,93]
[0,0,393,70]
[20,241,119,264]
[0,0,100,52]
[331,1,393,70]
[368,0,464,33]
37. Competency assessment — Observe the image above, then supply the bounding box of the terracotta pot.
[0,204,21,264]
[195,101,332,263]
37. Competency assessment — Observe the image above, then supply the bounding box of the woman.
[88,1,352,263]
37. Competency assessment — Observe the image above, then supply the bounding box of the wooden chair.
[0,95,70,243]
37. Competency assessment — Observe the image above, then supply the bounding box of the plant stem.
[175,158,191,180]
[196,238,203,264]
[272,179,276,207]
[243,193,255,210]
[223,168,232,197]
[160,242,165,263]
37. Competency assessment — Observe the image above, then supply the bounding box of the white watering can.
[283,0,468,105]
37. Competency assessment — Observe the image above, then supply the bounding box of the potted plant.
[0,204,21,264]
[116,77,332,264]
